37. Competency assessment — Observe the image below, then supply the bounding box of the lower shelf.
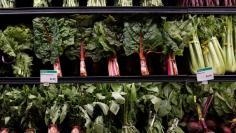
[0,75,236,84]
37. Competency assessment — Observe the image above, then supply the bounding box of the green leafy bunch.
[33,17,77,64]
[0,26,33,77]
[123,18,163,56]
[85,16,122,62]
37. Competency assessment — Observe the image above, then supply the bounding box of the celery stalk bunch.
[198,16,225,74]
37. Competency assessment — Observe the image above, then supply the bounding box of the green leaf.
[93,116,104,133]
[60,103,68,124]
[158,100,171,117]
[109,100,120,115]
[84,104,94,117]
[96,93,106,100]
[112,92,125,104]
[93,102,109,115]
[4,117,10,125]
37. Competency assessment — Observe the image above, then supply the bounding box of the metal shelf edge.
[0,75,236,84]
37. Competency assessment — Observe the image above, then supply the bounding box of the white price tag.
[40,70,58,83]
[196,67,214,82]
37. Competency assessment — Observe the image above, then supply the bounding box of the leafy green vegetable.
[33,17,76,64]
[0,26,33,77]
[123,19,163,56]
[86,17,122,62]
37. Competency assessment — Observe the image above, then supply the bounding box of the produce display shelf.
[1,7,236,15]
[0,7,187,15]
[0,75,236,84]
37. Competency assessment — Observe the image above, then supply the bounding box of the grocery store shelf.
[0,7,188,15]
[188,7,236,14]
[0,75,236,84]
[0,7,235,15]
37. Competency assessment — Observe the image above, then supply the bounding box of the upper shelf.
[2,7,236,15]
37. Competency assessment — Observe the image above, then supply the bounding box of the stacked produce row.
[2,15,236,77]
[1,82,236,133]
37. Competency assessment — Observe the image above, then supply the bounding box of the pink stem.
[54,58,62,77]
[48,124,59,133]
[139,32,149,76]
[0,128,9,133]
[71,125,81,133]
[80,42,87,77]
[108,56,120,76]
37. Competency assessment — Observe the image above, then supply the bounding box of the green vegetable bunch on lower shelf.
[1,82,236,132]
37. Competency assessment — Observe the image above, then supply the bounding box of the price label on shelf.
[40,70,58,84]
[196,67,214,82]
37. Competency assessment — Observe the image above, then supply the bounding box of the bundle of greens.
[115,0,132,6]
[78,83,124,133]
[0,86,23,132]
[84,16,122,76]
[65,15,95,77]
[141,0,163,6]
[123,19,163,76]
[33,0,50,7]
[20,85,45,132]
[43,84,70,133]
[121,83,139,133]
[0,26,33,77]
[0,0,14,8]
[87,0,106,6]
[63,0,79,7]
[162,17,194,75]
[198,16,225,74]
[33,17,76,77]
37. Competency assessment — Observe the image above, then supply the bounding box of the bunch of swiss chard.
[33,17,76,77]
[0,26,33,77]
[84,16,122,76]
[123,18,163,76]
[65,15,95,77]
[162,18,193,75]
